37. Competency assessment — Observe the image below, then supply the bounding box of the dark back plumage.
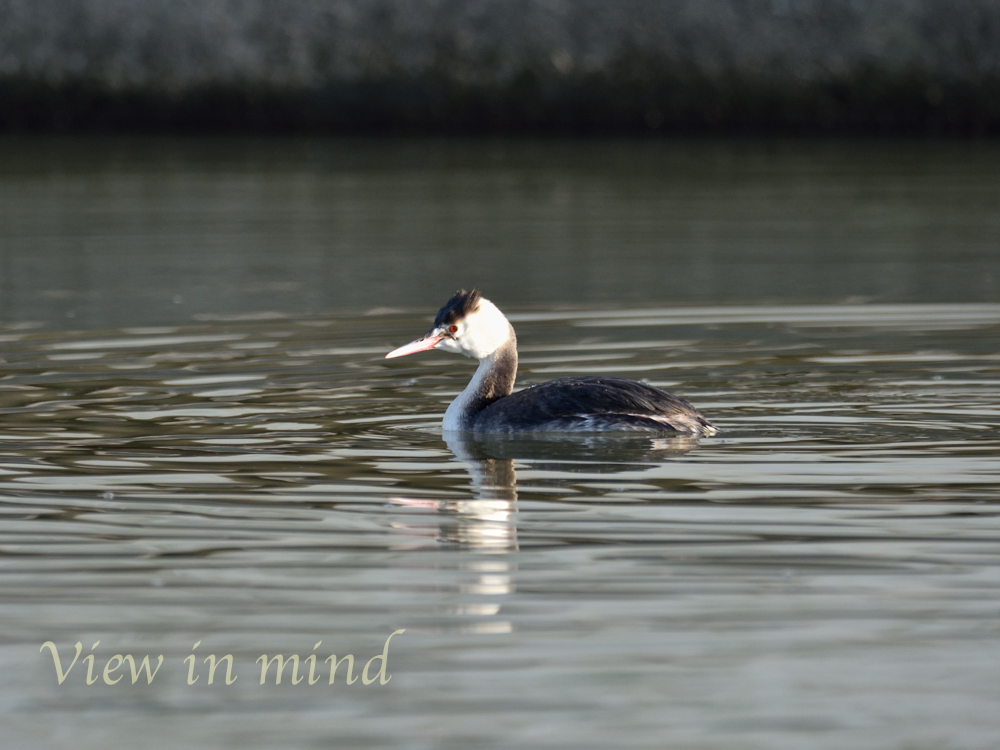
[472,376,715,435]
[435,289,482,328]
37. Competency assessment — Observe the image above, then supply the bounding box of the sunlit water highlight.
[3,303,1000,749]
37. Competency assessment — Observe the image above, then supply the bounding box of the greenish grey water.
[1,138,999,329]
[1,139,1000,749]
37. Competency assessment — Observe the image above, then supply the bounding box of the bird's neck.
[443,330,517,431]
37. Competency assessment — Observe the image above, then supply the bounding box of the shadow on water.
[448,431,704,468]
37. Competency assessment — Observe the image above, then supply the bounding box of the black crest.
[435,289,482,327]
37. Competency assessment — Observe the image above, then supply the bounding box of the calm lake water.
[2,138,1000,749]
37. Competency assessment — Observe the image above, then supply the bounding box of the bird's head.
[385,289,513,362]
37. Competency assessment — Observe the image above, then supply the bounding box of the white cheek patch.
[459,301,511,359]
[437,338,466,355]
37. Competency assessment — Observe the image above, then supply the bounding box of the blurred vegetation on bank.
[1,0,998,134]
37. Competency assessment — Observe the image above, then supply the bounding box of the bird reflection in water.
[390,432,704,553]
[389,433,705,631]
[389,432,519,553]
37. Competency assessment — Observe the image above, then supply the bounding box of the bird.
[385,289,716,436]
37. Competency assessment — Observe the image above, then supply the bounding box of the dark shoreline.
[3,0,999,135]
[3,76,998,136]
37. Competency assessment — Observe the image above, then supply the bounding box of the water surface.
[3,301,999,749]
[3,138,1000,748]
[2,137,999,328]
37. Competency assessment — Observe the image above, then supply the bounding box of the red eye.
[449,325,458,333]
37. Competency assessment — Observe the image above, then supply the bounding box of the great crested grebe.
[385,290,716,436]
